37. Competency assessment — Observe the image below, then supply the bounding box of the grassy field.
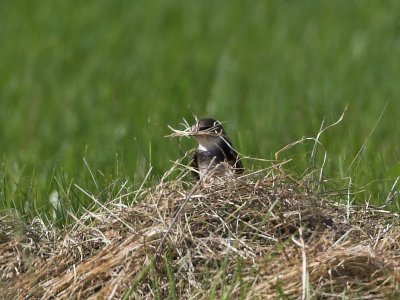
[0,0,399,221]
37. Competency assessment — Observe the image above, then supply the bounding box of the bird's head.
[190,118,227,150]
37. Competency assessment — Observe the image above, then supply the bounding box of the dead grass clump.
[1,168,399,299]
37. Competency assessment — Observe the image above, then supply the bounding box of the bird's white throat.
[195,135,220,152]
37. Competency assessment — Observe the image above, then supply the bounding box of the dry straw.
[1,119,399,299]
[1,162,399,299]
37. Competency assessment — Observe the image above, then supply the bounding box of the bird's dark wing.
[189,151,200,180]
[221,138,244,174]
[229,148,244,174]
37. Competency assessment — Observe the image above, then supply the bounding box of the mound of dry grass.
[1,165,399,299]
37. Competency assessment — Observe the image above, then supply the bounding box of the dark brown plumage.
[189,118,244,180]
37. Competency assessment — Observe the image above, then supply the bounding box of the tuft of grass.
[1,164,399,299]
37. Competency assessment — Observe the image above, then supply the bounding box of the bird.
[189,118,244,180]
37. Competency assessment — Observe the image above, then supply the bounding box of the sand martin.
[189,118,244,180]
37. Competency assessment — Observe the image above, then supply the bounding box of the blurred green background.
[1,0,399,219]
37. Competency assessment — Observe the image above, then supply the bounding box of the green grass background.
[1,0,399,220]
